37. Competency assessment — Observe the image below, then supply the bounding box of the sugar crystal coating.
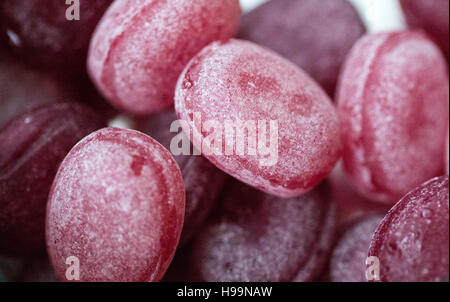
[88,0,241,115]
[175,39,342,198]
[189,179,335,282]
[143,110,228,245]
[0,0,113,73]
[368,176,449,282]
[0,103,104,256]
[329,214,384,282]
[238,0,365,96]
[400,0,449,59]
[337,31,449,204]
[46,127,185,282]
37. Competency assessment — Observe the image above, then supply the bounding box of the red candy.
[400,0,449,59]
[329,214,384,282]
[0,103,104,256]
[175,39,342,198]
[0,0,113,73]
[46,127,185,282]
[88,0,241,115]
[337,31,449,204]
[368,176,449,282]
[238,0,365,96]
[143,110,228,245]
[189,179,335,282]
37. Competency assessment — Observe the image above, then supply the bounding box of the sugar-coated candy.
[329,162,389,227]
[0,103,104,256]
[46,127,185,282]
[175,39,342,198]
[189,179,335,282]
[88,0,241,115]
[143,110,228,245]
[143,111,227,245]
[337,31,449,204]
[445,127,449,175]
[329,214,384,282]
[400,0,449,59]
[368,176,449,282]
[0,0,113,73]
[238,0,365,96]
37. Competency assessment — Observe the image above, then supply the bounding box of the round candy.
[189,179,335,282]
[175,39,342,198]
[0,103,104,256]
[337,31,449,204]
[238,0,365,96]
[88,0,241,115]
[329,214,384,282]
[0,0,113,73]
[143,110,228,245]
[400,0,449,59]
[368,176,449,282]
[46,127,185,282]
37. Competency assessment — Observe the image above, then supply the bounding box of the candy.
[400,0,449,59]
[189,179,335,282]
[368,176,449,282]
[88,0,241,115]
[329,162,389,227]
[143,110,227,245]
[0,103,104,256]
[238,0,365,96]
[445,127,449,175]
[46,127,185,282]
[0,53,68,128]
[175,39,342,198]
[337,31,449,204]
[329,214,384,282]
[0,0,113,73]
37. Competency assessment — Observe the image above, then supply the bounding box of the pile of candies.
[0,0,448,282]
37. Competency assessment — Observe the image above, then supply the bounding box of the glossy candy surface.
[368,176,449,282]
[0,103,104,256]
[238,0,365,96]
[0,0,113,73]
[175,39,342,198]
[400,0,449,59]
[46,127,185,282]
[88,0,241,115]
[143,110,227,245]
[329,214,384,282]
[189,179,335,282]
[337,31,449,204]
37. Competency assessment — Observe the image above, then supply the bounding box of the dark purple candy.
[238,0,365,96]
[0,103,104,256]
[0,0,113,73]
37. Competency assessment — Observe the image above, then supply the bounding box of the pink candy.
[46,127,185,281]
[175,39,342,198]
[368,176,449,282]
[0,103,104,256]
[337,31,449,204]
[88,0,241,115]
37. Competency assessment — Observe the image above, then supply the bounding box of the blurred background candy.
[0,0,113,74]
[238,0,366,96]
